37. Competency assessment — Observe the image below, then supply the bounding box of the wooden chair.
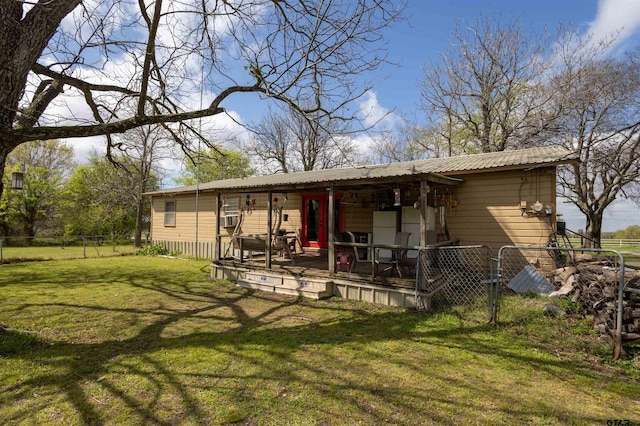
[375,231,411,277]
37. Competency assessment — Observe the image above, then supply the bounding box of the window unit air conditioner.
[221,215,238,228]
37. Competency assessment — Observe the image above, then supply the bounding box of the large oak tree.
[0,0,403,194]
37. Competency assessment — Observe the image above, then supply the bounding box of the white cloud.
[587,0,640,49]
[358,90,399,130]
[65,135,106,165]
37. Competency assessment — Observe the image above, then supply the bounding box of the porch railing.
[333,239,459,281]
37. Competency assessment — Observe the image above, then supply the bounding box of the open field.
[1,256,639,425]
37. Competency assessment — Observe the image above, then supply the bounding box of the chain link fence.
[414,243,640,358]
[497,246,637,359]
[415,245,496,320]
[0,236,137,263]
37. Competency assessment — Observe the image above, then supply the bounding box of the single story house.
[146,146,577,307]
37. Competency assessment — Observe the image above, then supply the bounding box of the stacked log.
[549,255,640,343]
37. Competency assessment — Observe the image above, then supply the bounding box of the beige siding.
[446,168,556,252]
[235,193,303,235]
[341,190,376,233]
[150,168,558,256]
[150,193,217,242]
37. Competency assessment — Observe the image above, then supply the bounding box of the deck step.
[237,279,275,293]
[236,274,333,299]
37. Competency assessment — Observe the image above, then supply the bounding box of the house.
[146,146,577,307]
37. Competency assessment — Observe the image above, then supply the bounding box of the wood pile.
[548,255,640,343]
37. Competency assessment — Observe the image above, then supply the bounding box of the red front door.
[302,194,342,249]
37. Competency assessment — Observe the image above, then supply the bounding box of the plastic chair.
[345,231,365,267]
[335,251,354,273]
[375,231,411,277]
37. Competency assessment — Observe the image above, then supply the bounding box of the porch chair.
[375,231,411,277]
[334,232,354,273]
[345,231,366,270]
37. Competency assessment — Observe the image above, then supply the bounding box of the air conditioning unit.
[221,215,238,228]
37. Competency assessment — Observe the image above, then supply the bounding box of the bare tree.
[552,35,640,247]
[246,106,359,173]
[0,0,404,195]
[111,125,172,247]
[417,14,554,154]
[371,116,456,162]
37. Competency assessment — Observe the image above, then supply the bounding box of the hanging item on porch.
[340,192,359,205]
[437,191,458,210]
[393,187,401,207]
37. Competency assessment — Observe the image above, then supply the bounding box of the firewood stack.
[549,254,640,344]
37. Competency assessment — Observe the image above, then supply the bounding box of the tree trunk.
[134,197,144,248]
[584,213,603,248]
[0,147,7,237]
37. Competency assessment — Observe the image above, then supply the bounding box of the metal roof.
[147,145,576,195]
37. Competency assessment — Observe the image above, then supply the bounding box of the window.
[164,200,176,226]
[221,197,240,228]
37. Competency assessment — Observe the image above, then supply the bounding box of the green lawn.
[1,256,638,425]
[0,244,136,263]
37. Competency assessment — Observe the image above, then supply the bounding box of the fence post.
[83,237,86,258]
[614,251,626,360]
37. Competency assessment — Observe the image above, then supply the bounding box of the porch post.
[266,191,273,268]
[420,181,430,246]
[328,186,335,275]
[215,191,222,260]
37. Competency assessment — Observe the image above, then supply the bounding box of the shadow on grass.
[1,259,638,425]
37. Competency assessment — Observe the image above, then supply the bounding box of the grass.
[0,244,136,263]
[1,256,639,425]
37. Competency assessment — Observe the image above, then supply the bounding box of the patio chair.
[375,231,411,277]
[345,231,366,268]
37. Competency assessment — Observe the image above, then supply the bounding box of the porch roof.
[147,145,576,195]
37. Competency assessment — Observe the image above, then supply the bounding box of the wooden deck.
[211,251,421,308]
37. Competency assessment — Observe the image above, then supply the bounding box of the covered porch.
[208,170,461,307]
[211,253,424,308]
[211,240,456,308]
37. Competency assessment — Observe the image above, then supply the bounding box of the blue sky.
[357,0,640,233]
[371,0,640,120]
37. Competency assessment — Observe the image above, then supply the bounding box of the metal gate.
[415,245,496,320]
[497,245,630,359]
[415,243,635,358]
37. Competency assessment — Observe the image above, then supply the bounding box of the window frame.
[164,200,176,227]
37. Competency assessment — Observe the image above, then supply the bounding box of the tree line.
[0,138,253,246]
